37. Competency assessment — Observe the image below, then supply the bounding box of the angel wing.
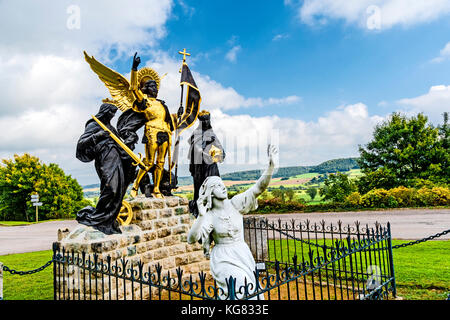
[84,51,134,112]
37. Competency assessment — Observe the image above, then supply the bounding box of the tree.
[285,189,295,202]
[358,112,449,188]
[355,167,400,195]
[0,154,87,221]
[271,188,286,203]
[307,187,317,201]
[319,172,356,202]
[435,111,450,183]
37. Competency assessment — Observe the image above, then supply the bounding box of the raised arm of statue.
[249,144,277,197]
[130,52,146,106]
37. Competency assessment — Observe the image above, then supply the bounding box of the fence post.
[386,222,397,298]
[52,242,58,301]
[0,261,3,300]
[243,216,268,262]
[226,276,237,300]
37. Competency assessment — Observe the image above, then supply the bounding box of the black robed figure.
[75,103,137,235]
[188,110,225,217]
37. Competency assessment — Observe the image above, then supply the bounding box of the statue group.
[77,50,201,234]
[76,49,277,299]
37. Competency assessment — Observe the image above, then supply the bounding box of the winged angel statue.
[84,51,194,199]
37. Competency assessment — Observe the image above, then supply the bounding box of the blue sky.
[156,0,450,121]
[1,0,450,185]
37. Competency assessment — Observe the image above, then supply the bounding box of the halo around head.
[137,67,161,90]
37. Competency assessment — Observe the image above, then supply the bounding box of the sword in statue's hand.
[92,115,150,172]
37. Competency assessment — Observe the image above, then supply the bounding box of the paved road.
[0,209,449,255]
[254,208,450,240]
[0,220,79,255]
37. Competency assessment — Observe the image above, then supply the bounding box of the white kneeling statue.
[187,145,277,300]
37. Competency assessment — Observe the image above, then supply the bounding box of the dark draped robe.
[188,124,225,217]
[75,106,136,235]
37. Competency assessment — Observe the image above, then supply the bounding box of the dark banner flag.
[171,57,201,173]
[178,62,201,133]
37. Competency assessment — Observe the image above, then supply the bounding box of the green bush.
[358,186,450,208]
[255,198,306,213]
[254,185,449,213]
[345,191,362,206]
[387,186,417,207]
[416,186,450,206]
[360,188,397,208]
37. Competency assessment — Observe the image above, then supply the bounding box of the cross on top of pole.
[178,48,190,63]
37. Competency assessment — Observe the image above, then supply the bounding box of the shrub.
[358,186,450,208]
[360,188,398,208]
[386,186,417,207]
[256,198,306,213]
[345,191,362,206]
[416,187,450,206]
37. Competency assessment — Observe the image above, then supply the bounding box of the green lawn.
[1,250,54,300]
[0,219,71,226]
[0,221,35,226]
[392,240,450,300]
[267,238,449,300]
[1,240,448,300]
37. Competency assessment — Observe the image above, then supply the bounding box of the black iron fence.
[50,218,397,300]
[3,218,450,300]
[244,218,397,300]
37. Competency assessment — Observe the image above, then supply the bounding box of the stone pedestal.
[55,196,210,300]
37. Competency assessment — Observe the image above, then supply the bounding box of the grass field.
[1,250,54,300]
[267,238,449,300]
[1,239,448,300]
[0,219,70,226]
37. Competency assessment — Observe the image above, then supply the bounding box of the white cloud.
[0,0,173,59]
[0,47,301,184]
[397,85,450,124]
[431,42,450,63]
[0,1,406,187]
[184,103,385,175]
[272,34,289,41]
[142,54,366,176]
[296,0,450,30]
[0,0,174,185]
[225,45,241,63]
[178,0,196,18]
[143,51,302,111]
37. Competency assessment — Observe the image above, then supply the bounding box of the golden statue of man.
[128,53,181,198]
[83,51,184,198]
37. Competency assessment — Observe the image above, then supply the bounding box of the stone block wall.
[54,196,210,300]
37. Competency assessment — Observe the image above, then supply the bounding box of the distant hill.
[82,158,360,192]
[220,157,360,181]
